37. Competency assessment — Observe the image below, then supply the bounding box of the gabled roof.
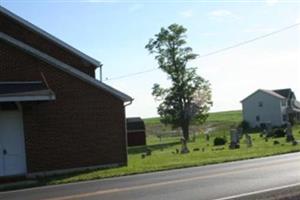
[0,6,101,68]
[0,32,133,102]
[292,100,300,110]
[241,89,285,102]
[273,88,293,99]
[260,89,286,99]
[126,117,145,131]
[127,117,144,123]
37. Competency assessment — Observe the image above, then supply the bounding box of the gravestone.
[205,134,210,142]
[261,129,267,137]
[180,138,190,154]
[245,134,252,147]
[237,127,243,139]
[286,122,295,142]
[229,128,240,149]
[266,122,272,137]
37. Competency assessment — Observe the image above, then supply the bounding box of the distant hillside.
[143,110,242,136]
[144,110,242,125]
[206,110,242,123]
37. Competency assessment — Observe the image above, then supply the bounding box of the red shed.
[126,117,146,146]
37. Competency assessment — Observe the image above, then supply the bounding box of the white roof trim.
[0,90,56,102]
[0,95,55,102]
[0,6,101,67]
[0,81,42,84]
[241,89,286,103]
[0,32,133,102]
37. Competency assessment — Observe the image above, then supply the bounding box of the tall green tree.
[146,24,212,141]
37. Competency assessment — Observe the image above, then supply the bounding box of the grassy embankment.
[43,110,300,185]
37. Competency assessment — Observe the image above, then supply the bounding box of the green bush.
[239,120,250,130]
[214,137,227,146]
[273,128,285,138]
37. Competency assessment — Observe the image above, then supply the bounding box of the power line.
[105,68,159,81]
[105,22,300,81]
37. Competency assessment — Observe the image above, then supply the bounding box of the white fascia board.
[0,6,101,68]
[240,89,285,103]
[0,81,42,84]
[0,32,133,103]
[0,95,56,102]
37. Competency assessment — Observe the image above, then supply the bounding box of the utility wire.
[105,22,300,81]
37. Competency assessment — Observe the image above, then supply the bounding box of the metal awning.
[0,81,55,102]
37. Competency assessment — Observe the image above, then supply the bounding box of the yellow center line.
[44,158,300,200]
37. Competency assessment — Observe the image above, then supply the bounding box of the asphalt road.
[1,152,300,200]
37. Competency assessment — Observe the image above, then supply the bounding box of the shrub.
[286,135,295,142]
[239,120,250,130]
[273,129,285,138]
[214,137,227,146]
[273,140,280,145]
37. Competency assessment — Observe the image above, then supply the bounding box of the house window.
[256,115,260,122]
[258,101,263,107]
[282,100,287,107]
[282,114,287,122]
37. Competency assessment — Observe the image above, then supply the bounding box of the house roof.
[0,81,55,102]
[126,117,145,131]
[260,89,286,99]
[127,117,143,123]
[273,89,293,99]
[0,32,133,102]
[293,100,300,109]
[241,89,285,102]
[0,6,101,68]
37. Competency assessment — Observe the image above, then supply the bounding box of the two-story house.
[241,88,300,128]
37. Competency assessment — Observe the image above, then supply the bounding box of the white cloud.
[209,9,233,17]
[179,9,194,18]
[208,9,240,21]
[265,0,280,6]
[243,27,274,33]
[199,32,218,37]
[128,4,143,13]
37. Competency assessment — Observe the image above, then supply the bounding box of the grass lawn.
[44,126,300,186]
[2,110,300,191]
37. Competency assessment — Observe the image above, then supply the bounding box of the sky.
[1,0,300,118]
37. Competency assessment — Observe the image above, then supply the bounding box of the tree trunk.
[182,122,190,141]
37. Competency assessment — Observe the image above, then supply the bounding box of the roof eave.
[0,6,101,68]
[0,89,56,102]
[241,89,285,103]
[0,32,133,103]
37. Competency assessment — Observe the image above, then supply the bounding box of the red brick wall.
[0,40,128,173]
[0,12,97,77]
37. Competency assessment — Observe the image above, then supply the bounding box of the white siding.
[242,90,286,127]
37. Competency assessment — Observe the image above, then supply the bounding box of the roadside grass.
[2,110,300,191]
[43,124,300,186]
